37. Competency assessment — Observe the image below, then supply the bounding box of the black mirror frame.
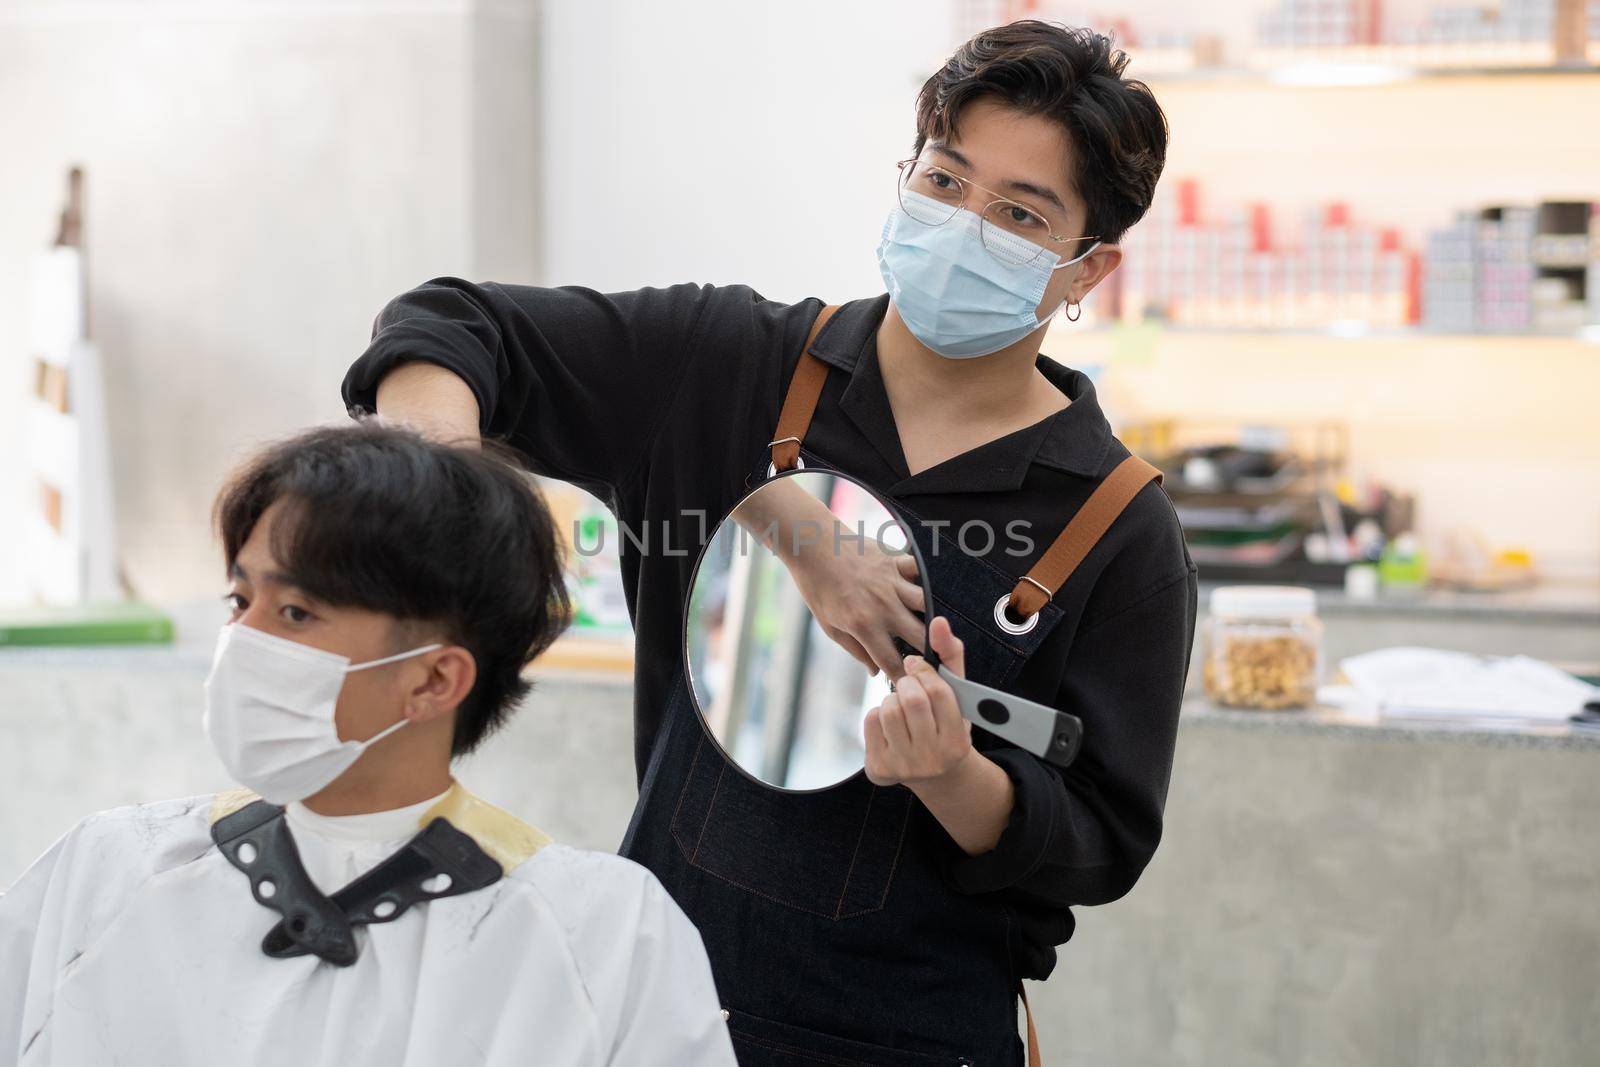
[679,466,936,795]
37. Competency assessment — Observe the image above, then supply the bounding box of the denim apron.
[619,435,1071,1067]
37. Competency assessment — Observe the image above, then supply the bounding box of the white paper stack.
[1339,646,1598,723]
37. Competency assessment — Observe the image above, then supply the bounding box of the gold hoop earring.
[1064,301,1082,322]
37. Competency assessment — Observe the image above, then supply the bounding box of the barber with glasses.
[341,21,1196,1067]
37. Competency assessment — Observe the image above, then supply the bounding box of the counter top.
[1181,697,1600,751]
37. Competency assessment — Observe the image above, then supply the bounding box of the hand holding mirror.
[682,467,1082,792]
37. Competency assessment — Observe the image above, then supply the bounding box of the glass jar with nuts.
[1202,585,1322,710]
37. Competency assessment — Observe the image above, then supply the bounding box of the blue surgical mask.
[875,191,1100,359]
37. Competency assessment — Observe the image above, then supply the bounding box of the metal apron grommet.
[766,453,805,479]
[766,436,805,479]
[993,592,1040,636]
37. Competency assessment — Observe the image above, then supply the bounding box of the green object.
[570,511,630,632]
[1186,521,1300,546]
[1378,541,1428,589]
[0,601,175,646]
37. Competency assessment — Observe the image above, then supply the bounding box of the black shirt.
[341,279,1198,977]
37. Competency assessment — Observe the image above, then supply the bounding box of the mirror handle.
[937,665,1083,769]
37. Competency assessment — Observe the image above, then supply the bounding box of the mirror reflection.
[684,471,926,791]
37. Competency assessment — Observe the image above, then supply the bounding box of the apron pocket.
[671,732,913,920]
[725,1008,973,1067]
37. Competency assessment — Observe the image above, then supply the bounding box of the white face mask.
[202,623,443,804]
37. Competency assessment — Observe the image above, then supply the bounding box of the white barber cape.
[0,783,737,1067]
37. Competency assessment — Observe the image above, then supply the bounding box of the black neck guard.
[211,799,504,967]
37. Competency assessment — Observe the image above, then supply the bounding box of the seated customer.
[0,424,736,1067]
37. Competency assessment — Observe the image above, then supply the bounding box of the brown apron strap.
[1007,454,1165,619]
[1021,982,1042,1067]
[769,308,1160,626]
[768,303,840,473]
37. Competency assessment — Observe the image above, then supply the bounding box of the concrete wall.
[535,0,956,304]
[1041,717,1600,1067]
[0,647,638,880]
[0,0,956,603]
[0,0,540,603]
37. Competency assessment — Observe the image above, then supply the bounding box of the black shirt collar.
[808,295,1113,494]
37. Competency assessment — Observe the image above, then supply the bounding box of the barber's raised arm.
[341,278,715,491]
[374,361,482,446]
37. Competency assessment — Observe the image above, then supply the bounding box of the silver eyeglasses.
[895,158,1101,268]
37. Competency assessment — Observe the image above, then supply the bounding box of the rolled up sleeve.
[340,278,717,491]
[939,545,1197,976]
[944,565,1195,893]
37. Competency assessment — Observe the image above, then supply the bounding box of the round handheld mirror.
[683,467,1083,793]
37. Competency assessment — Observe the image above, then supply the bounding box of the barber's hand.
[864,617,971,788]
[791,540,926,680]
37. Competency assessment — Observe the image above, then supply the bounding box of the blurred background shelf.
[533,631,635,676]
[1142,60,1600,84]
[1052,323,1600,585]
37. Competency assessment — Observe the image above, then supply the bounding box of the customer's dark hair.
[214,423,571,756]
[914,21,1167,245]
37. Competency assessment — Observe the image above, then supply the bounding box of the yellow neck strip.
[207,781,552,874]
[417,782,553,873]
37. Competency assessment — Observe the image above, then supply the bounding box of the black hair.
[914,21,1168,245]
[214,423,571,756]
